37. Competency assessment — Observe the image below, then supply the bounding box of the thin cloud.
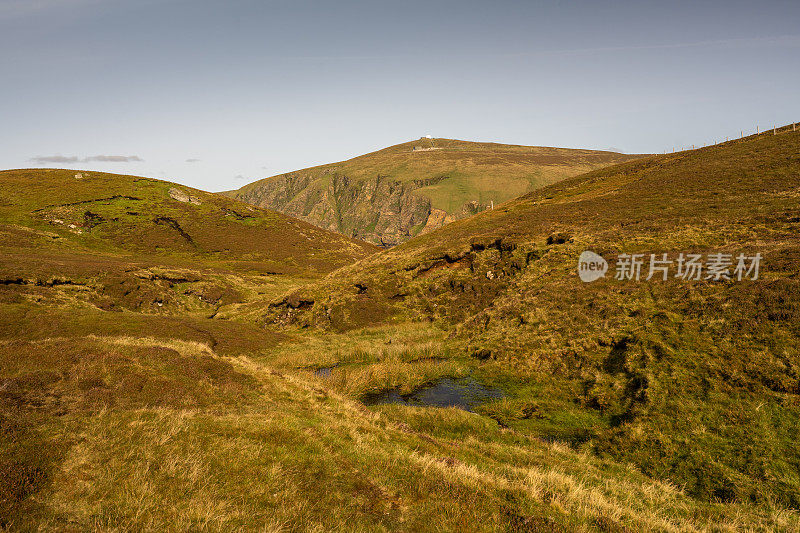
[29,155,79,164]
[83,155,142,162]
[185,158,201,163]
[233,174,248,180]
[28,154,143,165]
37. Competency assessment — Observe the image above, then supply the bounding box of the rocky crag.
[231,138,645,246]
[234,171,491,246]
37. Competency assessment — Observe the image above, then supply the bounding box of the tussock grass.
[4,132,800,529]
[13,339,793,531]
[262,324,466,398]
[2,322,797,530]
[268,126,800,520]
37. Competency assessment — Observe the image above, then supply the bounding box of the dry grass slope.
[0,168,375,276]
[3,332,795,531]
[269,124,800,517]
[2,128,799,530]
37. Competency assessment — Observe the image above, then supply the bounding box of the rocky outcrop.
[168,187,202,205]
[229,138,649,246]
[235,172,485,246]
[419,208,455,235]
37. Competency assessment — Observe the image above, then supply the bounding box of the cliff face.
[235,171,472,246]
[232,139,647,246]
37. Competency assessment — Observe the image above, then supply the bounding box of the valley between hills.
[2,127,800,531]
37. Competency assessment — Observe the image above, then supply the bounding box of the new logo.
[578,251,608,282]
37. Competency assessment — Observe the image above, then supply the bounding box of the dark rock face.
[235,173,483,246]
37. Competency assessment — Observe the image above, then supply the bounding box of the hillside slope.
[0,168,375,337]
[0,168,375,276]
[268,124,800,509]
[231,139,645,246]
[2,140,799,529]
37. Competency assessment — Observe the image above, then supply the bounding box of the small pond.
[314,366,334,378]
[361,377,503,413]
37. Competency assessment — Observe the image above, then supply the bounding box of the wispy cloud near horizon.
[6,1,799,192]
[29,154,143,164]
[28,155,79,164]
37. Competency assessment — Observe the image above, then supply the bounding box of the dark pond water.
[361,377,503,412]
[314,366,334,378]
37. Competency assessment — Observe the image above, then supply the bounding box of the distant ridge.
[229,138,646,246]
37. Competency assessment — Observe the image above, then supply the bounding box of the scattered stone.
[74,173,83,179]
[169,187,202,205]
[284,292,314,309]
[169,187,190,202]
[486,270,495,280]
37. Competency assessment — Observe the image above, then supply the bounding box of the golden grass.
[5,132,800,529]
[34,345,797,530]
[1,325,795,530]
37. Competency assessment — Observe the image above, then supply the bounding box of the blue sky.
[1,0,798,191]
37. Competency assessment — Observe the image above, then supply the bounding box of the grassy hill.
[0,168,375,276]
[230,139,645,245]
[0,168,380,528]
[3,124,800,532]
[266,124,800,521]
